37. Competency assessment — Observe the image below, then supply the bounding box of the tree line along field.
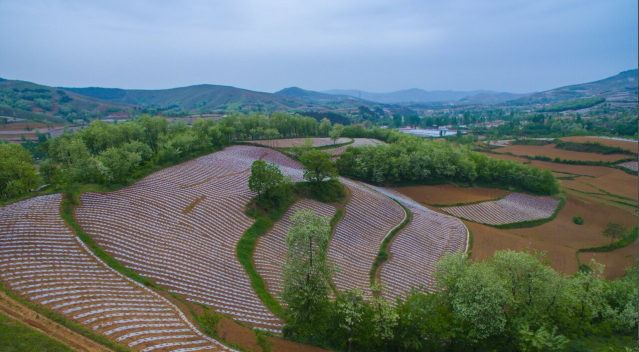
[0,143,482,351]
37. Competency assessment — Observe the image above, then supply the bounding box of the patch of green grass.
[370,199,411,285]
[0,312,75,352]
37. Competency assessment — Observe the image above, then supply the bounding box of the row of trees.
[220,112,340,140]
[280,217,638,352]
[44,115,227,186]
[337,130,559,195]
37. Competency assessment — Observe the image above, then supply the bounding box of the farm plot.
[254,199,336,298]
[497,144,630,162]
[441,193,560,225]
[327,179,405,296]
[367,187,468,302]
[76,146,305,334]
[324,138,384,157]
[0,194,228,352]
[248,138,350,148]
[617,161,638,171]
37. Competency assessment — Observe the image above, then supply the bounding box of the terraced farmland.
[323,138,384,157]
[327,180,405,296]
[0,194,229,352]
[368,187,468,302]
[76,146,302,333]
[254,199,336,298]
[441,193,560,225]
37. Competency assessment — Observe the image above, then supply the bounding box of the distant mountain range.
[318,88,525,104]
[64,85,308,111]
[0,69,636,124]
[508,69,638,105]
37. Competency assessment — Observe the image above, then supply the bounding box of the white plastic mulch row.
[0,194,231,352]
[441,193,560,225]
[254,199,336,298]
[617,161,638,171]
[327,178,405,297]
[75,146,307,333]
[365,186,469,303]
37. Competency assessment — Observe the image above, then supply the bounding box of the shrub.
[573,216,584,225]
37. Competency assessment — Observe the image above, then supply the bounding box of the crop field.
[392,185,510,206]
[618,160,638,171]
[496,144,631,162]
[76,146,302,333]
[326,179,405,296]
[367,187,468,302]
[248,137,350,148]
[560,136,639,154]
[441,193,560,225]
[254,199,336,297]
[323,138,384,156]
[0,194,228,352]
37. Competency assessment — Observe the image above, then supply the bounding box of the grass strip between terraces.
[237,196,296,320]
[237,187,346,320]
[0,310,75,352]
[370,199,411,285]
[441,196,566,229]
[61,193,251,351]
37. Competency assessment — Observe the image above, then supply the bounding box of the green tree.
[329,123,344,144]
[336,288,368,352]
[299,150,337,185]
[281,209,334,343]
[248,160,289,200]
[370,281,398,349]
[0,143,38,200]
[319,118,332,136]
[602,223,627,249]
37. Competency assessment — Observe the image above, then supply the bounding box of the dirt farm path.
[0,291,114,352]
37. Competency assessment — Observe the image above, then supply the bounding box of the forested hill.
[65,84,308,111]
[509,69,639,105]
[275,87,357,104]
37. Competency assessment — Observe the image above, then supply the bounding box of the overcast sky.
[0,0,636,93]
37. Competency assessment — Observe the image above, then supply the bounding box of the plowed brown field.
[560,136,638,154]
[497,144,630,162]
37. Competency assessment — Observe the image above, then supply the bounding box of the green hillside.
[0,79,134,123]
[509,69,638,105]
[66,84,309,111]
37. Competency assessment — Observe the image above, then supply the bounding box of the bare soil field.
[576,171,638,201]
[392,184,510,205]
[507,198,637,250]
[560,136,639,154]
[0,122,60,131]
[497,144,630,162]
[461,220,579,275]
[480,152,617,177]
[578,242,639,279]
